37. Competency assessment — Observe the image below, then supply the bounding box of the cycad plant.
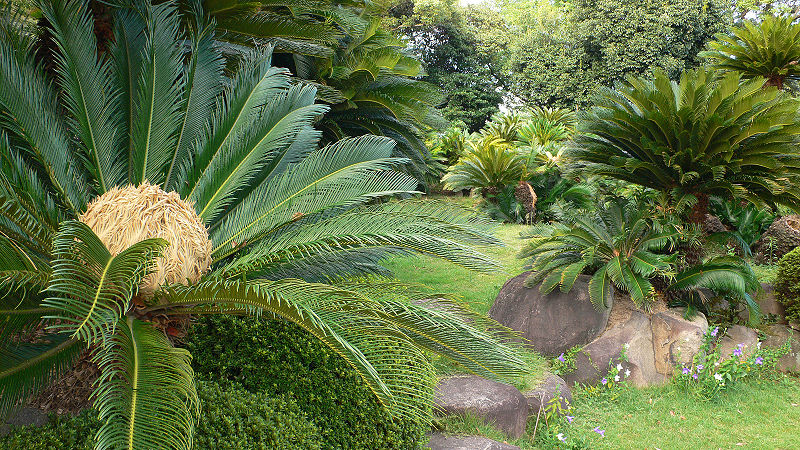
[570,68,800,224]
[0,1,528,448]
[441,136,527,197]
[520,200,680,309]
[700,14,800,89]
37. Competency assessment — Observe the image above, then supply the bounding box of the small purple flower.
[601,377,607,385]
[755,356,764,365]
[692,374,698,380]
[710,327,719,337]
[733,347,743,357]
[697,364,704,371]
[593,426,605,438]
[565,415,574,424]
[682,367,690,375]
[558,353,566,362]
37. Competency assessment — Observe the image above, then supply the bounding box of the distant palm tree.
[570,68,800,224]
[0,1,527,448]
[700,14,800,90]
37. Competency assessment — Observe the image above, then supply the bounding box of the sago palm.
[700,14,800,89]
[0,1,528,448]
[520,200,680,309]
[441,136,527,197]
[570,68,800,224]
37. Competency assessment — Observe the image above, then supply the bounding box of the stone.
[650,308,708,375]
[434,376,528,439]
[427,433,520,450]
[0,406,48,437]
[762,324,800,372]
[718,325,759,360]
[755,215,800,263]
[523,374,572,418]
[564,311,666,387]
[738,284,787,324]
[489,273,611,357]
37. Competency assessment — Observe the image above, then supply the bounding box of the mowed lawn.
[386,197,800,449]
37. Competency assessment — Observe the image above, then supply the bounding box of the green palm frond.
[443,138,526,193]
[43,221,167,344]
[210,135,417,260]
[41,0,124,193]
[0,333,82,418]
[129,2,185,185]
[92,316,198,450]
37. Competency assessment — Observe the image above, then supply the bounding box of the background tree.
[387,0,504,132]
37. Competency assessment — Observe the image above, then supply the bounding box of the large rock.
[0,406,48,437]
[427,434,520,450]
[738,284,787,324]
[718,325,759,360]
[762,324,800,372]
[564,311,666,387]
[755,215,800,263]
[434,376,528,439]
[650,308,708,375]
[523,374,572,418]
[489,273,611,357]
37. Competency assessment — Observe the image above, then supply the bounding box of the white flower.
[614,375,620,382]
[625,369,631,378]
[623,343,630,350]
[715,362,720,367]
[556,433,566,442]
[616,363,623,371]
[757,341,762,349]
[714,373,723,382]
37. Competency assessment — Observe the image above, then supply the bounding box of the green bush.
[775,247,800,322]
[186,316,431,450]
[0,381,319,450]
[195,380,320,450]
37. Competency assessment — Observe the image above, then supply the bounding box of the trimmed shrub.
[195,380,320,450]
[186,316,431,449]
[0,381,318,449]
[775,247,800,322]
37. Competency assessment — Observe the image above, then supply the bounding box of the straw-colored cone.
[79,182,212,294]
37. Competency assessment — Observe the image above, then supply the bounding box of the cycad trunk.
[514,180,537,219]
[688,193,710,226]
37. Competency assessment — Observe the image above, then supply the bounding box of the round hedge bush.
[775,247,800,322]
[185,316,432,449]
[0,381,318,449]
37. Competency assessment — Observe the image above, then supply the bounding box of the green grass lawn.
[387,200,799,449]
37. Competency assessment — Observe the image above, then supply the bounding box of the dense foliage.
[775,247,800,323]
[187,316,430,449]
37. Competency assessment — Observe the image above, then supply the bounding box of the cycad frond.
[0,333,82,418]
[41,0,124,193]
[92,317,198,450]
[43,221,167,344]
[129,2,184,185]
[211,135,417,260]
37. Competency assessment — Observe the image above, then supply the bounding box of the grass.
[436,376,800,449]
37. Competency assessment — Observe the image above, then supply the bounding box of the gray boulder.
[762,324,800,372]
[434,376,528,439]
[738,284,787,324]
[564,311,666,387]
[427,434,520,450]
[718,325,759,360]
[650,308,708,375]
[523,373,572,418]
[489,273,611,357]
[0,406,48,437]
[755,215,800,263]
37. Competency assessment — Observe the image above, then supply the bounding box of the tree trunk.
[688,193,709,225]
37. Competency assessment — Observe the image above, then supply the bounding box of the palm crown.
[570,68,800,222]
[0,1,527,448]
[700,14,800,90]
